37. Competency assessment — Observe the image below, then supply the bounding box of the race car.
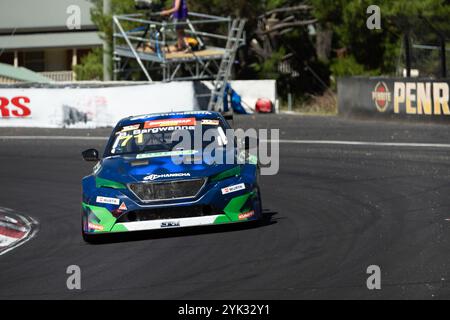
[81,111,263,242]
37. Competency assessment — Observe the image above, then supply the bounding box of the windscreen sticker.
[201,119,220,126]
[136,150,198,160]
[130,112,212,121]
[144,118,196,129]
[117,133,144,147]
[119,124,141,132]
[120,127,195,136]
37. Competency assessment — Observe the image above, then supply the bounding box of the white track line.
[0,136,108,141]
[270,140,450,149]
[1,136,450,149]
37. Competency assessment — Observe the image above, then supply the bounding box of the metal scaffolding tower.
[207,19,246,111]
[112,12,246,85]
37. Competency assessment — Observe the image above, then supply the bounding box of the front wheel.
[82,231,98,244]
[255,187,268,225]
[81,214,101,244]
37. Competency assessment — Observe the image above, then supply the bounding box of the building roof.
[0,31,102,50]
[0,0,97,33]
[0,63,53,83]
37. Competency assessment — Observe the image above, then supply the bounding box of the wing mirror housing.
[82,149,100,162]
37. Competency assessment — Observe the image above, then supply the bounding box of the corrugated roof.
[0,63,53,83]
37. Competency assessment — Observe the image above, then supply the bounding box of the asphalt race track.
[1,114,450,300]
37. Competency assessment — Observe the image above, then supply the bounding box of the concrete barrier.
[0,82,197,128]
[338,77,450,122]
[0,80,277,128]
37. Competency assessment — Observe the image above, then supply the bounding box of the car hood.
[96,150,238,184]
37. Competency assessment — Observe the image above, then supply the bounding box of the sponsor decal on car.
[120,124,141,132]
[136,150,198,160]
[130,111,212,121]
[201,119,220,126]
[96,196,120,205]
[145,126,196,134]
[161,221,181,228]
[238,210,255,220]
[118,202,127,211]
[144,173,191,181]
[221,183,246,195]
[88,222,104,231]
[144,118,196,129]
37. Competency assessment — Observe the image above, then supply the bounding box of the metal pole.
[113,16,153,82]
[440,36,447,78]
[103,0,112,81]
[404,32,411,78]
[288,93,293,112]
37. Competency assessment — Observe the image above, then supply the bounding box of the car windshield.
[106,117,228,156]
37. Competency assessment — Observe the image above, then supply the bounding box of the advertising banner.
[0,82,197,128]
[338,77,450,121]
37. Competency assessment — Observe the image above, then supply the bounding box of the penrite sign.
[338,77,450,121]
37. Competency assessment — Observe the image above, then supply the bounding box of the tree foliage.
[75,0,450,95]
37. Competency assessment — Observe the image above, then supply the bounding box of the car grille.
[128,179,206,202]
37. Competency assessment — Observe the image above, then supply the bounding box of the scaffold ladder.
[207,19,246,111]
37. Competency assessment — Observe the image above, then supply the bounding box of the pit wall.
[338,77,450,122]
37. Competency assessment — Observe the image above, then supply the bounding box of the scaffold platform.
[112,12,245,83]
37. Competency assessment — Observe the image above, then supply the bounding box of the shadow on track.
[84,210,279,245]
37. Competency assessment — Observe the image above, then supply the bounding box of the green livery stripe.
[211,166,241,182]
[136,150,198,160]
[95,177,127,190]
[213,215,232,224]
[214,192,256,224]
[82,202,117,233]
[111,224,128,232]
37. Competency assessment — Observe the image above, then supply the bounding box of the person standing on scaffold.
[161,0,189,51]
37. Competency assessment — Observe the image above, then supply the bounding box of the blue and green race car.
[81,111,263,242]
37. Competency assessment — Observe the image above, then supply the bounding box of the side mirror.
[82,149,99,162]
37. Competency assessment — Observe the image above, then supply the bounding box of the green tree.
[75,0,137,80]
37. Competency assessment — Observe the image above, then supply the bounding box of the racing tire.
[81,215,102,244]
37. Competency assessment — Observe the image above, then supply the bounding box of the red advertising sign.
[0,96,31,118]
